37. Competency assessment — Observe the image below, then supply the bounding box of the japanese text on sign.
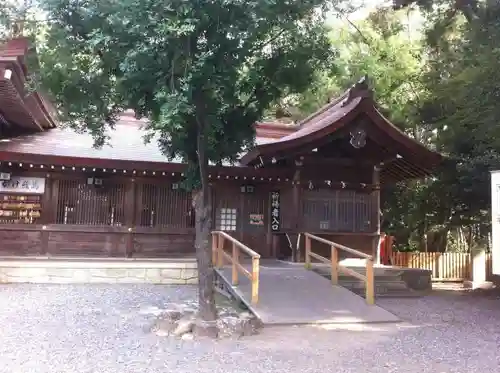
[0,177,46,194]
[270,191,280,232]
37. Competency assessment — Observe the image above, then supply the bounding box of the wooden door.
[212,184,269,256]
[240,191,268,256]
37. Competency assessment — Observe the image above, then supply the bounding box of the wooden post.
[372,166,381,263]
[41,175,54,224]
[365,258,375,305]
[49,179,59,224]
[331,244,338,285]
[232,242,239,285]
[251,256,259,304]
[292,167,301,262]
[40,227,49,256]
[217,237,224,268]
[124,178,137,257]
[304,235,311,269]
[211,233,217,265]
[125,229,134,258]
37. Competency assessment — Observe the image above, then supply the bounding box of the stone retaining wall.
[0,259,198,284]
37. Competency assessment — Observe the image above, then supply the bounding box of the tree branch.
[333,6,372,46]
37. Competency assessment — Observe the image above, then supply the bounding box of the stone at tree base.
[172,315,196,337]
[216,313,262,339]
[238,311,253,319]
[192,318,219,339]
[181,332,194,340]
[161,309,182,321]
[152,318,177,336]
[150,301,260,339]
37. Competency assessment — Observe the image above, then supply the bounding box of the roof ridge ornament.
[341,75,373,107]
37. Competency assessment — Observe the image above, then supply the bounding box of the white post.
[491,171,500,275]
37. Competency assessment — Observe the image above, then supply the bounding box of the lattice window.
[56,179,125,225]
[217,208,237,231]
[303,190,374,233]
[140,183,193,228]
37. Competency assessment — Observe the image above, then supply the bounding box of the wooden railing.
[211,231,261,305]
[304,233,375,305]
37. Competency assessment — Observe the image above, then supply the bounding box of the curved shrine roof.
[240,76,442,183]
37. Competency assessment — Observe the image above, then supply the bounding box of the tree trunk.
[192,107,218,338]
[192,188,218,338]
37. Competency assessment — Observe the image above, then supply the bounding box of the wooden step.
[312,267,431,298]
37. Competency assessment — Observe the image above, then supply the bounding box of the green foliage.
[330,9,425,131]
[417,1,500,236]
[0,0,45,40]
[38,0,336,191]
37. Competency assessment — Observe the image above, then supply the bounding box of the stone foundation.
[0,258,198,285]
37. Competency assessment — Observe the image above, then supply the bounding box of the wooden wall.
[0,169,195,257]
[0,167,379,259]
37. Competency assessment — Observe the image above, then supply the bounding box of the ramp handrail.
[211,231,260,305]
[304,232,375,305]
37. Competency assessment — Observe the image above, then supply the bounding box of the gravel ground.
[1,284,500,373]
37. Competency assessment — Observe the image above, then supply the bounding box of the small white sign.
[0,176,46,194]
[0,172,11,180]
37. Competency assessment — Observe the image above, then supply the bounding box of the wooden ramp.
[215,260,400,325]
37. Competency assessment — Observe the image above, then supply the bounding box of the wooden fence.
[390,252,493,282]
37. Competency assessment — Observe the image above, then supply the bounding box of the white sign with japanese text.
[270,191,280,232]
[0,176,46,194]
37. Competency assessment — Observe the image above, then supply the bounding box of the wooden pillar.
[266,185,273,257]
[372,166,381,263]
[49,179,60,224]
[41,174,54,224]
[124,177,137,257]
[292,166,302,262]
[41,175,55,256]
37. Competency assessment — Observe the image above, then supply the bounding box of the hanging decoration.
[0,161,376,189]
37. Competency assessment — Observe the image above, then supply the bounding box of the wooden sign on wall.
[270,191,280,232]
[0,176,46,194]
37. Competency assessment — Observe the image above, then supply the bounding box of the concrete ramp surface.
[216,261,400,325]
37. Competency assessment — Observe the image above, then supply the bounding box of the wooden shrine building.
[0,38,442,260]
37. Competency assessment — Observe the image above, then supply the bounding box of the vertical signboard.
[491,171,500,275]
[270,191,280,232]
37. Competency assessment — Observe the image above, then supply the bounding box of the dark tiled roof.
[0,114,178,163]
[0,112,292,167]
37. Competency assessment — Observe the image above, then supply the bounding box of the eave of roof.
[240,77,443,183]
[0,38,58,131]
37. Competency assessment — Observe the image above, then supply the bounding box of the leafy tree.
[37,0,335,336]
[415,0,500,250]
[393,0,480,23]
[278,7,451,251]
[0,0,44,39]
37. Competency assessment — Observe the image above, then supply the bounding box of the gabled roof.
[0,38,58,132]
[240,76,442,183]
